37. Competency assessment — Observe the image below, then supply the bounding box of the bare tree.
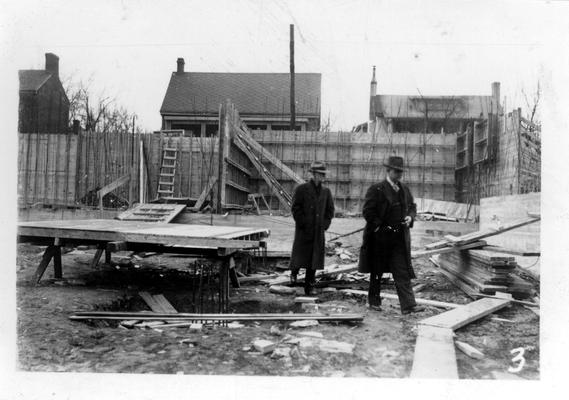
[522,81,541,125]
[63,75,139,133]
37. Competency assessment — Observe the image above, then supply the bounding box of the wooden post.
[217,101,230,213]
[31,245,58,285]
[139,138,145,203]
[290,24,296,130]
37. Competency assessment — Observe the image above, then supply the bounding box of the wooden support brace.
[31,245,58,285]
[90,244,105,268]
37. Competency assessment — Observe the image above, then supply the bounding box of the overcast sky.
[3,0,567,131]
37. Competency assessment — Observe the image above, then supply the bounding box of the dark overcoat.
[289,180,335,271]
[358,180,417,278]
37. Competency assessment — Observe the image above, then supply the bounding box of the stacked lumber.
[435,249,533,298]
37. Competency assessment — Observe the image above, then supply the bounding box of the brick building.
[19,53,70,133]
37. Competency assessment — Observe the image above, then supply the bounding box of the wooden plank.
[18,221,267,250]
[192,175,218,211]
[69,311,365,322]
[117,203,186,223]
[235,123,304,184]
[419,297,511,330]
[90,247,105,268]
[412,240,486,259]
[410,325,458,379]
[152,294,178,314]
[139,291,167,313]
[424,216,541,250]
[481,245,540,257]
[455,340,484,359]
[31,245,57,285]
[97,174,131,210]
[340,289,461,309]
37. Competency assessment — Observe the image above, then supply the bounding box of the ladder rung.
[159,181,174,186]
[161,164,176,169]
[163,155,177,160]
[157,189,174,194]
[163,148,178,152]
[160,173,175,177]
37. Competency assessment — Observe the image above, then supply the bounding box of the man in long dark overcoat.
[358,156,425,314]
[289,161,335,295]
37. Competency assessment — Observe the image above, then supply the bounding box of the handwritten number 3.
[509,347,526,373]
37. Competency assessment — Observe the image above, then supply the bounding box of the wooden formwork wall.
[18,133,78,207]
[141,134,218,201]
[249,128,457,212]
[455,108,541,205]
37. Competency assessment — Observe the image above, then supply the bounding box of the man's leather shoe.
[402,305,426,315]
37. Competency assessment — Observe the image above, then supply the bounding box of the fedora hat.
[383,156,405,171]
[309,161,328,175]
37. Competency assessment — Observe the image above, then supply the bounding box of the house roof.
[160,72,321,116]
[19,70,53,92]
[372,94,497,119]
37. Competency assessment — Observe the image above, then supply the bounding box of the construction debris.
[290,320,319,328]
[297,331,324,339]
[252,339,277,354]
[294,297,317,303]
[269,285,297,295]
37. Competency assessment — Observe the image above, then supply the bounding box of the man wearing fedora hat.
[289,161,335,295]
[358,155,425,314]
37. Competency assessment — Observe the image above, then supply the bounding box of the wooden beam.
[419,297,511,330]
[69,311,365,322]
[455,340,484,359]
[192,175,217,211]
[340,289,461,309]
[31,245,58,285]
[90,245,105,268]
[97,174,130,210]
[412,240,486,259]
[410,325,458,379]
[152,294,178,314]
[424,216,540,250]
[225,157,252,176]
[235,123,304,184]
[139,291,172,313]
[226,179,250,193]
[481,245,540,257]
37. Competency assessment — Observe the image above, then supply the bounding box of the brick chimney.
[177,58,185,74]
[370,66,377,97]
[45,53,59,77]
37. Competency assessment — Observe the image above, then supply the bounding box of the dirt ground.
[16,216,539,379]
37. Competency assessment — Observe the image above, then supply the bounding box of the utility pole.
[290,24,296,131]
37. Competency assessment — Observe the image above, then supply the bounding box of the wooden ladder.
[157,140,179,199]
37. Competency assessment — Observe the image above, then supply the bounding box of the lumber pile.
[433,249,533,298]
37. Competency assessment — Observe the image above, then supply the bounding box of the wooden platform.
[18,219,268,249]
[17,219,269,285]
